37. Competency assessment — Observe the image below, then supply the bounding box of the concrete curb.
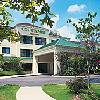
[0,74,100,80]
[53,75,100,78]
[0,74,34,80]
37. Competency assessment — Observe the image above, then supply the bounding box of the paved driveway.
[0,75,100,86]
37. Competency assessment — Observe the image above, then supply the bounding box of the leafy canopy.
[67,12,100,53]
[67,12,100,43]
[0,0,54,42]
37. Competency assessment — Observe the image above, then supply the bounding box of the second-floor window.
[35,37,46,45]
[51,40,55,42]
[2,47,10,54]
[20,49,33,57]
[20,36,33,44]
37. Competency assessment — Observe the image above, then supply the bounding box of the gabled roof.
[35,38,83,51]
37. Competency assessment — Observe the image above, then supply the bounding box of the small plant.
[67,77,88,94]
[80,88,99,100]
[66,78,99,100]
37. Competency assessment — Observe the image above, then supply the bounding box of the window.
[51,40,55,42]
[35,37,46,45]
[2,47,10,54]
[30,29,34,32]
[20,49,33,57]
[20,36,33,44]
[24,27,29,31]
[22,63,32,71]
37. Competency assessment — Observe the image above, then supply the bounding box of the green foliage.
[0,0,54,42]
[1,57,24,75]
[0,84,20,100]
[67,77,88,94]
[0,6,20,42]
[65,55,87,76]
[0,54,4,67]
[67,78,100,100]
[67,12,100,53]
[43,84,100,100]
[0,71,17,76]
[57,51,100,76]
[56,52,87,76]
[80,89,99,100]
[88,53,100,74]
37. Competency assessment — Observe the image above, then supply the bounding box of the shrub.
[67,77,88,94]
[1,57,24,75]
[0,56,25,75]
[56,52,88,76]
[0,71,17,76]
[80,89,99,100]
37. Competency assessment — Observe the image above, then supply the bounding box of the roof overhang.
[33,45,55,56]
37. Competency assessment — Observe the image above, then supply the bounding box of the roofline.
[15,23,49,30]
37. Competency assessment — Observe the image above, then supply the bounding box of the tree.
[67,12,100,50]
[0,54,4,67]
[0,0,54,42]
[56,52,87,76]
[67,12,100,88]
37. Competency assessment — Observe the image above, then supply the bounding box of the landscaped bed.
[0,71,25,76]
[42,84,100,100]
[0,71,18,76]
[0,84,20,100]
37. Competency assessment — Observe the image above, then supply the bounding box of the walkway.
[16,86,55,100]
[1,75,100,100]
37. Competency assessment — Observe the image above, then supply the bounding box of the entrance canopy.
[33,37,83,56]
[32,38,83,75]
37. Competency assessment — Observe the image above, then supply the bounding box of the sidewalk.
[16,86,55,100]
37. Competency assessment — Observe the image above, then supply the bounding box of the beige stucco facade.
[0,23,60,75]
[1,23,99,75]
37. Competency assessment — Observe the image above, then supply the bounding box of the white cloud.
[45,0,55,5]
[67,4,86,13]
[57,25,78,41]
[43,14,59,29]
[43,15,79,41]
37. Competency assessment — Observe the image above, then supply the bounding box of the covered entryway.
[32,38,82,75]
[34,53,54,75]
[38,63,48,73]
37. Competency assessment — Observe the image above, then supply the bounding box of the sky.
[8,0,100,41]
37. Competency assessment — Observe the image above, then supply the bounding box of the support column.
[54,49,60,75]
[32,54,38,75]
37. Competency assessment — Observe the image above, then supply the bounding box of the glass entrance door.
[38,63,48,73]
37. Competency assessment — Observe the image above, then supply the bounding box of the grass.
[42,84,100,100]
[42,84,73,100]
[91,84,100,96]
[0,84,20,100]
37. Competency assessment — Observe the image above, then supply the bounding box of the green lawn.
[0,84,20,100]
[91,84,100,97]
[42,84,73,100]
[42,84,100,100]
